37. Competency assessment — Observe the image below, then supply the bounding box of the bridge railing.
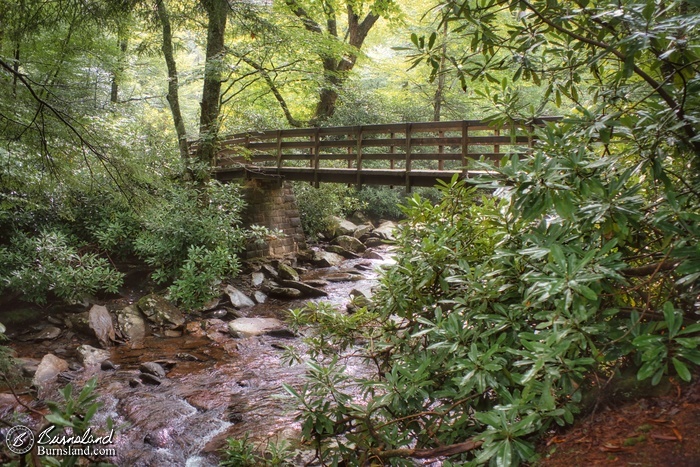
[195,117,559,188]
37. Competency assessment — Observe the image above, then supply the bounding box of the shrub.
[0,230,123,304]
[355,186,405,221]
[282,119,700,465]
[133,180,246,308]
[293,183,363,239]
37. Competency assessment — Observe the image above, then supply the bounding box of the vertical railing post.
[494,128,500,156]
[313,127,321,188]
[405,123,413,191]
[389,131,395,170]
[438,129,444,171]
[275,130,282,174]
[356,126,363,189]
[461,121,469,178]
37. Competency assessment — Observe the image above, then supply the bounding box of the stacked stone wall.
[241,180,306,258]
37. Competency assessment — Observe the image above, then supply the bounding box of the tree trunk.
[196,0,228,180]
[110,38,128,104]
[156,0,189,164]
[433,22,448,122]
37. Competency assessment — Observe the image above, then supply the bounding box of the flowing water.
[2,250,393,466]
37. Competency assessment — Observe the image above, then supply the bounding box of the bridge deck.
[197,118,558,188]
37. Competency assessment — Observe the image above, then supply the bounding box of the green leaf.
[44,413,75,428]
[672,357,692,382]
[663,302,682,338]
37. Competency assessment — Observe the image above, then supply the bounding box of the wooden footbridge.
[198,118,559,189]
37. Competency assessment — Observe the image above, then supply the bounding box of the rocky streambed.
[0,219,397,466]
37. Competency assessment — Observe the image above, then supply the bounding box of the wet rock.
[77,344,111,368]
[228,318,288,338]
[277,263,300,281]
[128,378,142,388]
[200,297,221,311]
[164,329,182,338]
[305,279,329,288]
[329,217,358,237]
[116,305,147,349]
[334,235,366,253]
[363,250,384,260]
[253,291,268,304]
[313,251,345,267]
[354,262,374,271]
[88,305,116,348]
[137,294,185,328]
[101,360,118,371]
[347,288,374,313]
[33,354,69,387]
[57,371,77,385]
[68,362,83,372]
[65,312,91,335]
[251,272,265,287]
[325,273,364,282]
[47,315,64,326]
[185,321,205,337]
[325,245,360,259]
[139,373,162,386]
[15,357,40,377]
[364,237,385,248]
[140,362,166,378]
[20,325,62,342]
[279,280,328,298]
[268,287,303,299]
[374,221,397,240]
[261,264,279,278]
[176,353,201,362]
[225,285,255,309]
[353,224,374,239]
[205,309,230,320]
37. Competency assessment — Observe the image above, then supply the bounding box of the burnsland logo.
[5,425,116,457]
[5,425,34,455]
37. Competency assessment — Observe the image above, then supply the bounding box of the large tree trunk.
[110,38,128,103]
[196,0,228,180]
[156,0,189,164]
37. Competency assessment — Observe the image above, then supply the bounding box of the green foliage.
[293,183,363,239]
[284,115,700,465]
[133,181,245,308]
[42,377,115,466]
[219,433,294,466]
[0,231,123,304]
[356,186,405,220]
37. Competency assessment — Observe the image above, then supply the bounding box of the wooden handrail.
[191,117,560,188]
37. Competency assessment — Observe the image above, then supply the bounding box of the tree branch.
[370,438,483,460]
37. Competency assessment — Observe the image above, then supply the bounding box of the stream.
[1,249,393,466]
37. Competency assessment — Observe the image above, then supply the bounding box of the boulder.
[251,272,265,287]
[325,216,357,238]
[313,251,345,267]
[363,250,384,260]
[334,235,366,253]
[261,264,279,278]
[20,325,62,342]
[137,294,185,327]
[227,318,288,338]
[65,312,92,335]
[374,221,397,240]
[325,245,360,259]
[116,305,148,349]
[350,211,370,225]
[77,344,111,368]
[32,354,69,387]
[304,279,328,288]
[88,305,116,348]
[268,287,303,299]
[225,285,256,309]
[364,237,385,248]
[277,263,300,281]
[353,224,374,239]
[253,291,268,304]
[139,362,166,378]
[279,280,328,298]
[325,273,364,282]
